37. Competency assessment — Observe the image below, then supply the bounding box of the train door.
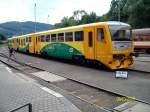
[95,26,110,63]
[33,35,40,54]
[84,27,95,59]
[12,39,17,49]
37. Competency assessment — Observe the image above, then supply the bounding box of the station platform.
[130,60,150,72]
[0,62,81,112]
[134,56,150,62]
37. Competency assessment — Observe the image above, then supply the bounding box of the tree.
[73,10,87,24]
[54,0,150,29]
[126,0,150,28]
[0,34,7,40]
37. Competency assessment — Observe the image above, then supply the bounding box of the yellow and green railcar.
[9,21,134,69]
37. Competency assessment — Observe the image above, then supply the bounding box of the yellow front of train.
[107,22,134,69]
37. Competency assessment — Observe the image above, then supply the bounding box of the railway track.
[0,52,150,112]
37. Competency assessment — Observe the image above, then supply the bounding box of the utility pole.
[47,14,50,24]
[118,0,120,22]
[34,3,37,33]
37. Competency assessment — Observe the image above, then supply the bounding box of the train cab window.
[58,33,64,42]
[51,34,57,42]
[75,31,84,41]
[97,28,105,42]
[65,32,73,42]
[88,32,93,47]
[46,35,50,42]
[29,37,31,42]
[40,35,45,42]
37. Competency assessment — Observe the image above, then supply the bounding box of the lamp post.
[34,3,37,33]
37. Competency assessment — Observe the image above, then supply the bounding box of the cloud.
[48,0,111,24]
[0,0,111,24]
[0,0,34,23]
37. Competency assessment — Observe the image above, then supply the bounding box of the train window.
[88,32,93,47]
[22,39,24,46]
[40,35,45,42]
[97,28,105,42]
[75,31,84,41]
[46,35,50,42]
[25,38,27,42]
[65,32,73,42]
[58,33,64,42]
[29,37,31,42]
[23,38,25,45]
[21,39,23,45]
[51,34,57,42]
[38,36,40,42]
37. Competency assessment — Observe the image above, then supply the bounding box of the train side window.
[65,32,73,42]
[88,32,93,47]
[29,37,31,42]
[51,34,57,42]
[25,37,27,42]
[22,39,24,46]
[38,36,41,42]
[46,35,50,42]
[22,39,23,45]
[24,38,25,45]
[75,31,84,41]
[58,33,64,42]
[40,35,45,42]
[97,28,105,42]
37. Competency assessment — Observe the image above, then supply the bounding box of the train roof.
[11,21,130,39]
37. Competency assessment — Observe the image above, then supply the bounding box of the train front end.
[108,22,134,69]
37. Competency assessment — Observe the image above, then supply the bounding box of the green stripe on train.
[18,44,29,52]
[40,43,83,59]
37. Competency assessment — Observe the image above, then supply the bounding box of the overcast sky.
[0,0,111,25]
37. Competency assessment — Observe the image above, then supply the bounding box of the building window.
[97,28,104,41]
[75,31,83,41]
[88,32,93,47]
[65,32,73,42]
[51,34,57,42]
[46,35,50,42]
[58,33,64,42]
